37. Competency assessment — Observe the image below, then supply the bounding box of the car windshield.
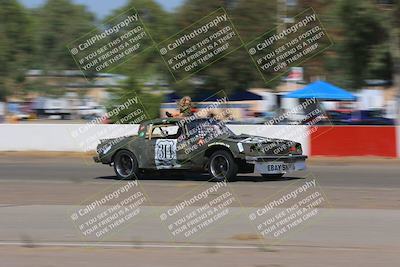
[186,118,234,138]
[151,124,181,139]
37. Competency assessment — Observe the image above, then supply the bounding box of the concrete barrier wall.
[310,126,398,157]
[0,124,139,152]
[0,124,310,154]
[0,124,398,157]
[397,126,400,158]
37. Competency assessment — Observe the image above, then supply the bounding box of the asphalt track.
[0,155,399,266]
[0,156,399,188]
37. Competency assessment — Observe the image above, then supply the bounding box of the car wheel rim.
[210,155,229,179]
[116,154,134,177]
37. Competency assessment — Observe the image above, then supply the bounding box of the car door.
[146,124,184,170]
[177,120,208,167]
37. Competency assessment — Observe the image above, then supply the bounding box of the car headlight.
[100,145,112,155]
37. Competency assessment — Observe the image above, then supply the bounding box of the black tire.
[261,174,284,179]
[113,150,139,180]
[208,150,238,182]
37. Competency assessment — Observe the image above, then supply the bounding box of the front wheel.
[113,150,139,180]
[208,150,238,182]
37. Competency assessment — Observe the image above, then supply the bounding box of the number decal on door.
[155,139,177,169]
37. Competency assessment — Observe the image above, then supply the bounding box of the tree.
[107,75,162,123]
[34,0,95,70]
[328,0,391,89]
[0,0,34,98]
[104,0,174,82]
[218,0,279,91]
[168,0,276,98]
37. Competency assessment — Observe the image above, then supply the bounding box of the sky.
[19,0,183,18]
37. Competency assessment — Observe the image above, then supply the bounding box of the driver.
[178,96,193,117]
[165,96,194,118]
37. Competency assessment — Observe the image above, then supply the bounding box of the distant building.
[25,69,127,103]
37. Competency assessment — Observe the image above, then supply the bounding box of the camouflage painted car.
[93,117,307,181]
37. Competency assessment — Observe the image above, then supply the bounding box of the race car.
[94,117,307,181]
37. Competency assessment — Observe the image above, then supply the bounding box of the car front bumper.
[93,155,101,163]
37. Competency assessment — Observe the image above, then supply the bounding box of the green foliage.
[0,0,34,96]
[330,0,391,89]
[166,0,276,97]
[367,43,393,80]
[0,0,33,74]
[0,81,10,101]
[0,0,398,101]
[105,0,174,81]
[106,76,161,123]
[34,0,95,70]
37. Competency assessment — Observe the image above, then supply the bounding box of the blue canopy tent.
[284,80,356,101]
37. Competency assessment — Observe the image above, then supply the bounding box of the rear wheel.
[113,150,139,180]
[208,150,238,182]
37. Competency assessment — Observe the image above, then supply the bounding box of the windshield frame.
[183,118,235,139]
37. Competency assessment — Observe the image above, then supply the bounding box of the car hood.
[225,134,292,144]
[222,134,301,155]
[97,135,134,155]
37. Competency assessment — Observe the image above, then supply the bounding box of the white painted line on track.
[0,241,378,252]
[0,241,261,249]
